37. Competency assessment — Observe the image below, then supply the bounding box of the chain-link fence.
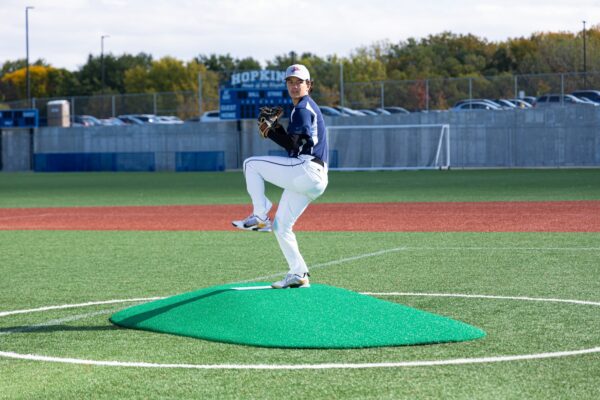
[1,91,220,123]
[343,71,600,111]
[2,71,600,121]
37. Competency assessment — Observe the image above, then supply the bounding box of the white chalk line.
[1,293,599,370]
[231,286,273,291]
[1,244,599,370]
[363,293,600,307]
[0,310,116,336]
[1,347,599,370]
[0,297,164,318]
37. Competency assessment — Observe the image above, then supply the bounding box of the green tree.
[197,53,261,72]
[384,32,495,80]
[75,52,153,95]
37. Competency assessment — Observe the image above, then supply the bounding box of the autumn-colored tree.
[0,64,76,101]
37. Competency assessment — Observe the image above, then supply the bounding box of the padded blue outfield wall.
[2,106,600,172]
[34,151,225,172]
[29,124,235,172]
[35,152,155,172]
[175,152,225,172]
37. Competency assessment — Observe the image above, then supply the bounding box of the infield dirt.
[1,201,598,232]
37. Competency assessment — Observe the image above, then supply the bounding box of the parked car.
[118,114,163,124]
[334,106,367,116]
[519,96,537,106]
[371,108,392,115]
[534,94,591,107]
[454,99,504,109]
[357,109,379,116]
[451,101,503,111]
[507,99,533,109]
[202,110,222,122]
[186,110,221,122]
[381,106,410,114]
[156,115,184,124]
[101,117,127,126]
[72,115,103,127]
[134,114,161,123]
[118,115,145,125]
[319,106,345,117]
[572,96,600,106]
[571,90,600,103]
[494,99,519,109]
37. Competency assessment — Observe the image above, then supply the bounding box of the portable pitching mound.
[110,283,485,349]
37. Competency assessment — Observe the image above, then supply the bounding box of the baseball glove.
[257,106,284,138]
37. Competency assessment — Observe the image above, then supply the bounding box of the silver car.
[534,94,590,107]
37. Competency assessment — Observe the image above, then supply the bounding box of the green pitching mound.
[110,283,485,348]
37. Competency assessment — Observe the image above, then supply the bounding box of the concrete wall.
[322,106,600,168]
[1,106,599,172]
[1,128,32,171]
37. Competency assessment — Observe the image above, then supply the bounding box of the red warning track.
[0,201,599,232]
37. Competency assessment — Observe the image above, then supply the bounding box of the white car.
[200,110,221,122]
[157,116,184,124]
[185,111,221,123]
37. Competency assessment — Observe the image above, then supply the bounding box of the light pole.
[25,6,34,107]
[101,35,110,94]
[582,21,587,86]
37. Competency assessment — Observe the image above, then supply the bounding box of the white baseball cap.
[285,64,310,81]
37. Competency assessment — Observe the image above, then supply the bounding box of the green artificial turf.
[1,170,599,399]
[110,283,485,348]
[0,168,599,207]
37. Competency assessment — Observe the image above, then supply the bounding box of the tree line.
[1,28,598,106]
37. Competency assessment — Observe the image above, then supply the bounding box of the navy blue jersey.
[286,96,328,164]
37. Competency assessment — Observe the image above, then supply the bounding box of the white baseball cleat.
[232,214,272,232]
[271,273,310,289]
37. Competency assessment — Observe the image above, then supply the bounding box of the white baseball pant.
[243,154,328,275]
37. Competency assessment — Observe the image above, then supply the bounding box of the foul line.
[402,246,600,252]
[235,246,407,283]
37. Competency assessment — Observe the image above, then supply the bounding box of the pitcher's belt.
[310,157,324,167]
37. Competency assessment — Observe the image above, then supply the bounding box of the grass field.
[1,169,599,399]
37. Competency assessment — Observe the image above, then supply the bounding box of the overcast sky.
[2,0,599,71]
